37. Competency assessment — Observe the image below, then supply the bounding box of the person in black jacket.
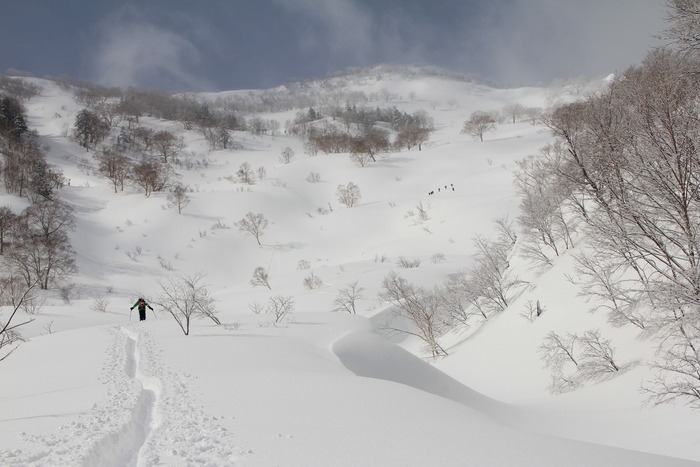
[130,298,153,321]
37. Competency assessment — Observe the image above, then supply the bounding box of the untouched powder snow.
[0,72,699,465]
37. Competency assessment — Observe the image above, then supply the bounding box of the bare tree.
[502,103,526,123]
[266,295,294,323]
[333,281,366,314]
[644,318,700,408]
[303,272,323,290]
[235,212,269,245]
[94,102,122,127]
[156,272,219,336]
[132,159,176,197]
[237,162,255,185]
[538,49,700,405]
[0,206,17,255]
[461,111,496,141]
[250,266,271,289]
[0,276,37,361]
[336,182,361,208]
[9,200,77,290]
[132,126,154,151]
[306,172,321,183]
[469,235,521,313]
[539,331,579,393]
[350,128,390,163]
[167,183,190,214]
[574,252,647,330]
[93,147,132,193]
[441,270,489,324]
[216,123,232,149]
[279,147,295,164]
[395,124,432,151]
[658,0,700,53]
[3,131,47,198]
[540,331,579,370]
[540,329,619,393]
[514,152,575,267]
[493,215,517,246]
[151,130,185,163]
[379,271,449,356]
[578,329,620,378]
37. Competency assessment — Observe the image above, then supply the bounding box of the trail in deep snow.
[0,325,242,467]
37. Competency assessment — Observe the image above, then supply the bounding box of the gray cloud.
[90,6,215,90]
[275,0,376,63]
[464,0,667,85]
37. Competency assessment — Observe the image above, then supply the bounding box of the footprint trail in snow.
[0,325,242,466]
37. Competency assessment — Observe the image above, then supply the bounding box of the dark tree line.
[1,96,65,201]
[0,88,75,292]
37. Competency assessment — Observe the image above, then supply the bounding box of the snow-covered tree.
[336,182,361,208]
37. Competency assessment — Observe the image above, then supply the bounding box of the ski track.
[0,325,243,466]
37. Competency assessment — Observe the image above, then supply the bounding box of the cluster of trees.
[511,1,700,406]
[286,106,434,165]
[1,96,65,201]
[0,90,75,292]
[0,75,42,100]
[376,219,520,357]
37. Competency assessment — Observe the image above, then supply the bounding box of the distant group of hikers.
[428,183,455,196]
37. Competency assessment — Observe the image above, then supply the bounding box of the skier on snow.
[130,298,154,321]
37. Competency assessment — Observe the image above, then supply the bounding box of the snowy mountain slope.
[0,71,698,465]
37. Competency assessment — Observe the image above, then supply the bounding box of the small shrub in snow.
[250,267,272,289]
[224,321,241,331]
[303,272,323,290]
[91,295,110,313]
[237,162,255,185]
[59,284,75,304]
[336,182,361,207]
[279,147,295,164]
[157,256,173,271]
[211,219,230,230]
[306,172,321,183]
[431,253,445,264]
[520,299,544,322]
[396,256,421,268]
[166,183,190,214]
[248,301,264,314]
[297,260,311,270]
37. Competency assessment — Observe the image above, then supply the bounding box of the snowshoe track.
[0,325,242,466]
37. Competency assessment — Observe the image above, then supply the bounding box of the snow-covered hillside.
[0,70,698,466]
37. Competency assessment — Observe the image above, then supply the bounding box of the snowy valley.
[0,66,699,466]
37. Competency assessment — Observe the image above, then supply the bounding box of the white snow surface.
[0,73,699,466]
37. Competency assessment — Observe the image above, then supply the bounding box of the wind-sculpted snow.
[0,325,241,466]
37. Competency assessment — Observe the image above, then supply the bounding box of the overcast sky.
[0,0,668,92]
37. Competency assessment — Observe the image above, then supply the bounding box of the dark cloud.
[0,0,668,91]
[91,6,214,90]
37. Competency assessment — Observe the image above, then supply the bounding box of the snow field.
[0,72,699,465]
